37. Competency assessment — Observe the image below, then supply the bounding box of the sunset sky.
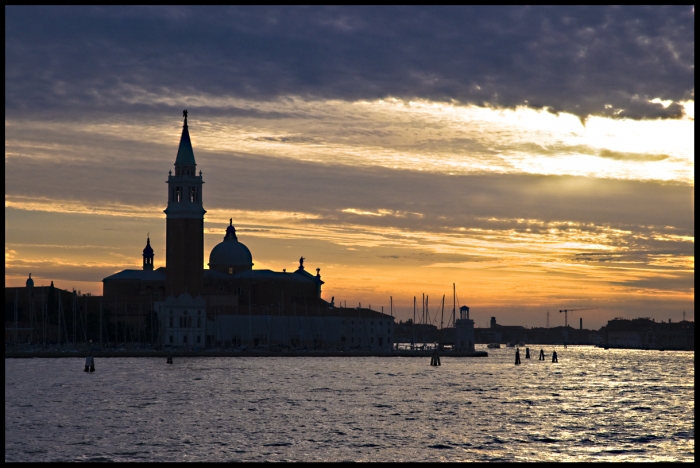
[5,6,694,329]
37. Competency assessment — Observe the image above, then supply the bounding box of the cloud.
[596,149,669,162]
[5,6,694,120]
[611,273,694,293]
[6,141,694,234]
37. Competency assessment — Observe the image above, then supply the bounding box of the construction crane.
[559,308,598,328]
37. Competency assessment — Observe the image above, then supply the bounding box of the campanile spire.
[174,109,197,174]
[164,110,206,296]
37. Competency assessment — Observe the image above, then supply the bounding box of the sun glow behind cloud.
[8,94,693,184]
[207,96,694,183]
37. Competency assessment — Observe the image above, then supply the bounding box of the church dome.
[208,220,253,274]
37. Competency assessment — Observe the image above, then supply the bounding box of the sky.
[5,6,694,329]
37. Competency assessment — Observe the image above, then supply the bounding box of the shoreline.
[5,349,489,358]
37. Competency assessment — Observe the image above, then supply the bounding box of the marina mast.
[412,296,416,349]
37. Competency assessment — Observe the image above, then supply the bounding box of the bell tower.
[142,236,154,271]
[164,110,206,296]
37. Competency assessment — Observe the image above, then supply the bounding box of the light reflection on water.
[4,346,694,461]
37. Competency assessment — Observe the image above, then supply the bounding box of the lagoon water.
[4,346,694,462]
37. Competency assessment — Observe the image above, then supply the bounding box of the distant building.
[4,281,104,345]
[476,316,528,344]
[474,317,604,345]
[605,318,694,350]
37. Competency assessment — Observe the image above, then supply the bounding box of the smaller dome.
[26,273,34,288]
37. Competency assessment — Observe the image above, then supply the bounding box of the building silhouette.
[6,112,395,350]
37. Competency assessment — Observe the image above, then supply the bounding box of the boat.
[506,342,515,348]
[518,341,525,347]
[487,343,500,349]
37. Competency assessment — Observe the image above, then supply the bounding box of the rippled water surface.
[5,346,694,461]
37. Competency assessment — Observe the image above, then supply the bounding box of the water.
[5,346,694,461]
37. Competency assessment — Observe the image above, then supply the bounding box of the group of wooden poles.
[515,347,558,364]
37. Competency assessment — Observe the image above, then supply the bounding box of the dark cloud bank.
[6,6,694,120]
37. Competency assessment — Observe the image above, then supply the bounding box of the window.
[183,335,187,344]
[197,336,201,344]
[169,335,173,344]
[229,267,233,274]
[371,321,374,325]
[169,317,173,327]
[371,338,374,344]
[197,318,201,328]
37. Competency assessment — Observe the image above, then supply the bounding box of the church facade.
[102,112,395,351]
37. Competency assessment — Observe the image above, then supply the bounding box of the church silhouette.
[99,112,395,350]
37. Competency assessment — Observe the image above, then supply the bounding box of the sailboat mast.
[453,283,456,327]
[14,289,18,345]
[41,286,45,346]
[72,290,76,345]
[58,292,61,345]
[422,293,424,328]
[440,295,445,330]
[421,294,428,349]
[412,296,416,348]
